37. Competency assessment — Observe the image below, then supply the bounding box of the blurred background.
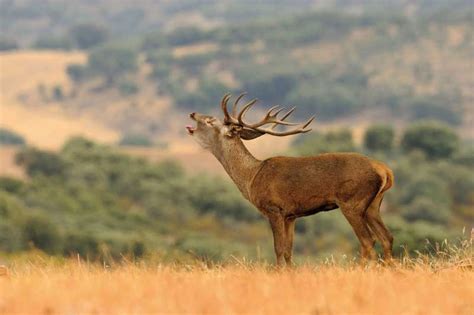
[0,0,472,263]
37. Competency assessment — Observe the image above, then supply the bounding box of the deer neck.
[211,138,261,200]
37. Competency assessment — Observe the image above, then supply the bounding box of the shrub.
[63,232,100,258]
[0,128,25,145]
[15,148,66,177]
[286,83,361,120]
[0,37,18,51]
[364,125,394,152]
[66,64,89,83]
[22,215,62,254]
[119,133,153,147]
[401,121,459,159]
[118,80,139,95]
[70,23,108,49]
[52,85,64,100]
[0,177,24,194]
[88,44,138,85]
[293,129,356,156]
[410,97,461,125]
[166,27,210,46]
[33,36,73,50]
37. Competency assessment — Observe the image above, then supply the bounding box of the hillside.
[2,5,472,148]
[0,51,118,149]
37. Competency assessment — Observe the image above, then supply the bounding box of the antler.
[220,93,315,136]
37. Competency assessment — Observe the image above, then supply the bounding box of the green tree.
[15,148,66,177]
[70,24,108,49]
[0,128,25,145]
[22,215,62,254]
[33,36,73,50]
[88,45,138,85]
[66,64,89,83]
[364,124,394,152]
[293,129,356,156]
[401,121,459,159]
[0,37,18,51]
[119,133,152,147]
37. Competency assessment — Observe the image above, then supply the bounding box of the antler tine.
[280,106,296,121]
[302,115,316,129]
[221,93,232,124]
[232,92,247,117]
[237,98,259,123]
[271,106,295,130]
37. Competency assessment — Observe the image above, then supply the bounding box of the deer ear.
[239,128,265,140]
[222,125,240,137]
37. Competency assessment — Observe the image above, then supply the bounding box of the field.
[0,255,473,315]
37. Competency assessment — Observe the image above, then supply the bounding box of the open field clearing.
[0,51,119,149]
[0,257,473,315]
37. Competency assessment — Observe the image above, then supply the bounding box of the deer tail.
[380,166,394,194]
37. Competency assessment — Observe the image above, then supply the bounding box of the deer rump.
[250,152,390,219]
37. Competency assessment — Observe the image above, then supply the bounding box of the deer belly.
[293,203,339,218]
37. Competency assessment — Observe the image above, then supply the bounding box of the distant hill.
[1,1,472,154]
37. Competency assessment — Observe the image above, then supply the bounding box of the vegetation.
[31,0,468,130]
[119,133,153,147]
[1,121,472,261]
[364,125,395,152]
[401,121,460,159]
[87,44,138,85]
[0,128,25,146]
[70,23,108,50]
[0,38,18,51]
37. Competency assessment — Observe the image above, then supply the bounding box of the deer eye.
[205,118,216,126]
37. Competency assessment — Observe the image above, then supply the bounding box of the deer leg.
[365,222,377,252]
[366,195,393,260]
[268,214,286,267]
[284,217,296,267]
[341,207,377,261]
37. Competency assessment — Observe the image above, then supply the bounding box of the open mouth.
[185,125,195,135]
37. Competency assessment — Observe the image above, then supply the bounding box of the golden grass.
[1,245,472,315]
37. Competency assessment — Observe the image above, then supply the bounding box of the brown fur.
[187,112,394,266]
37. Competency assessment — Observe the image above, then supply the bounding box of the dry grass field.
[0,248,472,315]
[0,51,119,149]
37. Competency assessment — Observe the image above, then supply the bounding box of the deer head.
[186,93,315,149]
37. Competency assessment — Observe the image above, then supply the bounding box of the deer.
[186,93,394,267]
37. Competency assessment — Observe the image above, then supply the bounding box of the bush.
[66,64,89,83]
[401,121,459,159]
[33,36,73,50]
[410,97,461,125]
[0,128,25,145]
[88,44,138,85]
[0,177,24,194]
[286,83,361,120]
[119,133,153,147]
[70,23,108,49]
[52,85,64,100]
[166,27,210,46]
[15,148,66,177]
[364,125,394,152]
[174,77,230,111]
[118,80,139,95]
[22,215,62,254]
[293,129,356,156]
[63,232,99,258]
[242,71,298,105]
[0,37,18,51]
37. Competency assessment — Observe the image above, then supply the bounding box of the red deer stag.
[186,93,394,266]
